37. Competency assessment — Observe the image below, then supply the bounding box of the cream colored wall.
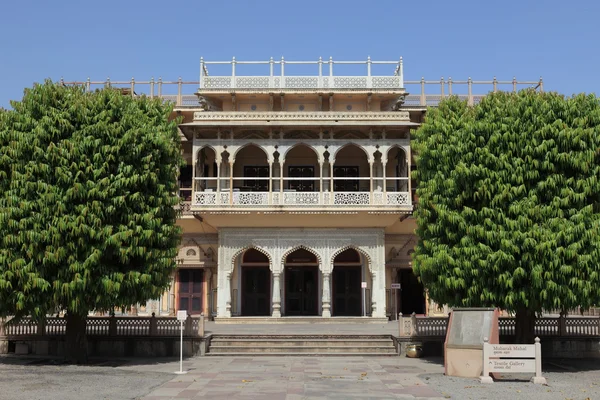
[333,101,366,112]
[238,102,269,111]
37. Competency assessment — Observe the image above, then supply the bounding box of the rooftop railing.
[60,76,543,108]
[199,57,404,90]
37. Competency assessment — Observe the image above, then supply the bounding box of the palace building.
[77,58,542,321]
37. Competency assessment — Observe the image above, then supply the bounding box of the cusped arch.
[331,245,372,270]
[332,142,370,163]
[280,245,323,267]
[232,142,270,161]
[385,145,408,162]
[231,245,273,270]
[281,143,321,163]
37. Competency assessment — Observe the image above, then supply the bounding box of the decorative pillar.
[369,162,373,201]
[216,161,221,197]
[268,161,273,204]
[225,272,232,317]
[280,158,285,194]
[406,149,412,201]
[382,161,387,199]
[371,271,378,317]
[229,161,234,205]
[330,162,334,203]
[319,162,323,198]
[322,272,331,318]
[272,272,281,318]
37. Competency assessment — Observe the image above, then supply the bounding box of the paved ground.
[2,355,599,399]
[0,355,446,400]
[424,359,600,400]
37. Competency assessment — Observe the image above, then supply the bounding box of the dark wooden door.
[178,269,204,313]
[285,266,318,316]
[242,267,271,316]
[399,269,425,315]
[332,266,361,316]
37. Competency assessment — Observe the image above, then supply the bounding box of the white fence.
[399,314,600,338]
[1,315,204,337]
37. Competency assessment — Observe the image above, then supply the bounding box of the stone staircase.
[206,334,397,356]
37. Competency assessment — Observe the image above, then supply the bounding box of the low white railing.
[202,75,403,90]
[2,315,205,337]
[192,191,411,207]
[192,111,411,122]
[398,314,600,338]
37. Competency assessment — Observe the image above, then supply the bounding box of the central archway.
[284,248,319,316]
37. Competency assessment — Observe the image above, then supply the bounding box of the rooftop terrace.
[61,56,544,107]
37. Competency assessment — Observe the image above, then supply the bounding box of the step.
[206,352,398,357]
[210,339,393,347]
[209,346,395,354]
[213,317,390,324]
[210,335,393,340]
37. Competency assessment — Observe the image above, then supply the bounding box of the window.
[243,166,269,191]
[288,166,315,192]
[333,166,359,192]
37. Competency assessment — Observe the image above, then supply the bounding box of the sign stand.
[480,337,546,384]
[391,283,401,321]
[361,282,367,317]
[174,310,188,375]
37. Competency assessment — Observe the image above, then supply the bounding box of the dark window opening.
[333,166,359,192]
[243,166,269,191]
[288,166,315,192]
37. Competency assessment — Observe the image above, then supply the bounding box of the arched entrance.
[397,269,425,315]
[284,248,319,316]
[240,248,271,316]
[332,248,363,316]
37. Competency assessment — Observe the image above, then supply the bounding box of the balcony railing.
[199,57,404,90]
[193,191,410,208]
[60,76,543,108]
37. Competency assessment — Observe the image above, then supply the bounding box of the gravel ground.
[0,357,173,400]
[422,359,600,400]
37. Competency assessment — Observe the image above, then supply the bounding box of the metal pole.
[394,289,397,321]
[179,320,183,373]
[363,287,366,317]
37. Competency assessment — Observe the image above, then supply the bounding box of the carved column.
[224,272,232,317]
[322,272,331,318]
[229,161,234,205]
[371,271,377,317]
[272,272,281,318]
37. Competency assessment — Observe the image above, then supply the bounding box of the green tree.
[412,90,600,343]
[0,81,183,362]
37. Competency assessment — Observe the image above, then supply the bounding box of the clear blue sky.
[1,0,598,108]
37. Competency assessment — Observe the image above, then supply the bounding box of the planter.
[405,342,423,358]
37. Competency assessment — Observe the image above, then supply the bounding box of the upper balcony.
[198,57,404,92]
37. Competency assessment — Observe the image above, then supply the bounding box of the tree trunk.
[514,308,536,344]
[65,313,88,364]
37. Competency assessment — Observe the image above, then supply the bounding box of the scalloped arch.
[280,245,322,266]
[232,143,270,160]
[331,245,372,269]
[281,143,321,163]
[231,246,273,270]
[332,142,370,162]
[385,145,408,162]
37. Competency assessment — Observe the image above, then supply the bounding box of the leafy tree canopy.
[0,80,183,322]
[412,90,600,339]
